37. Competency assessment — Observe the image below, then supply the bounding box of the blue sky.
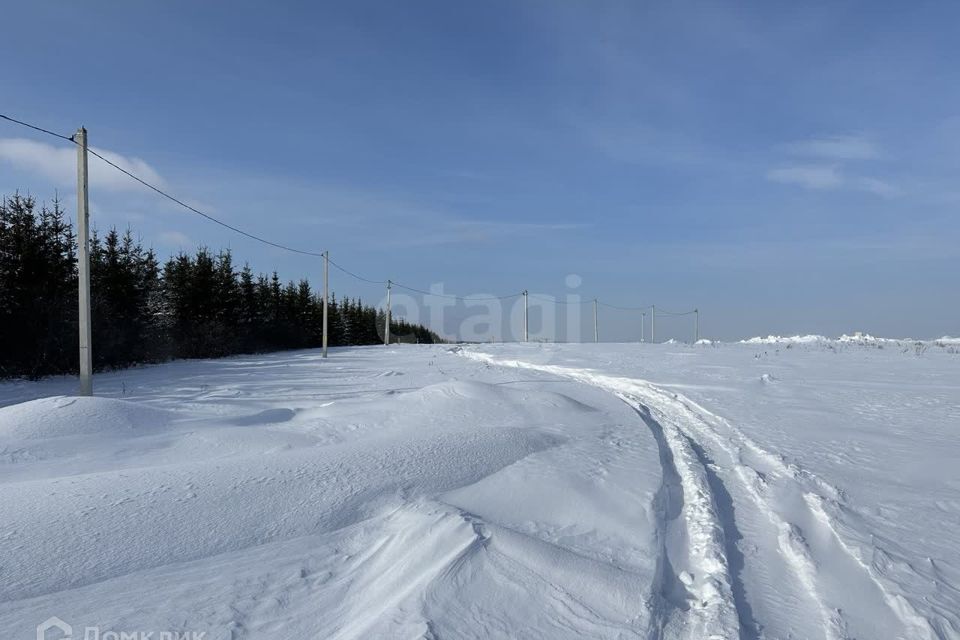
[2,1,958,341]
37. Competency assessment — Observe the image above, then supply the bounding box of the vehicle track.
[624,398,742,640]
[460,351,938,640]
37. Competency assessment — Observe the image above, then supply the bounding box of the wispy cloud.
[0,138,165,192]
[766,164,843,190]
[393,219,589,247]
[856,176,901,198]
[765,163,900,198]
[158,230,192,248]
[274,181,587,248]
[768,134,899,198]
[787,134,881,160]
[571,119,711,167]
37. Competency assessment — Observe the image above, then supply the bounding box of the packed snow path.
[1,342,957,639]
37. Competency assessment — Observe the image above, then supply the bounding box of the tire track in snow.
[631,401,693,639]
[636,391,847,640]
[622,398,744,640]
[460,352,740,639]
[664,390,940,640]
[660,395,854,640]
[459,350,939,640]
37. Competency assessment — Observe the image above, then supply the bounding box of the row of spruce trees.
[0,193,442,379]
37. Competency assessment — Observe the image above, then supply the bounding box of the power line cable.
[529,293,591,305]
[392,281,522,301]
[657,308,697,316]
[327,258,386,285]
[327,260,523,301]
[0,111,532,301]
[2,113,327,258]
[0,114,74,142]
[2,115,704,316]
[598,301,653,311]
[84,146,329,258]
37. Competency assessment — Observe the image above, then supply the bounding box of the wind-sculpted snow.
[1,343,957,639]
[0,395,177,439]
[0,424,563,601]
[0,350,665,638]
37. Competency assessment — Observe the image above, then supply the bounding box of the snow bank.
[737,334,952,346]
[740,335,827,344]
[836,333,907,345]
[0,396,175,440]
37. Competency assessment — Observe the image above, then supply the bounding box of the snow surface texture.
[1,342,958,639]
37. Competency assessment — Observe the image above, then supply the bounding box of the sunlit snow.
[1,341,957,639]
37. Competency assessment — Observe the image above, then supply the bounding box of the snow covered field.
[1,341,958,639]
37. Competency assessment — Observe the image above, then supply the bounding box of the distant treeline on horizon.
[0,193,442,379]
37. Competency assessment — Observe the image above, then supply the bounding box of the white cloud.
[158,230,192,248]
[767,164,900,198]
[394,220,588,247]
[767,164,844,190]
[573,119,710,167]
[769,134,900,197]
[787,134,881,160]
[856,176,901,198]
[272,182,587,248]
[0,138,165,192]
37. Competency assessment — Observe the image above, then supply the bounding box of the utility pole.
[76,127,93,396]
[385,280,392,345]
[651,304,656,344]
[523,290,528,342]
[322,251,329,358]
[641,312,645,343]
[695,308,700,343]
[593,299,599,343]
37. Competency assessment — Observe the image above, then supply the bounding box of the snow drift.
[0,343,957,639]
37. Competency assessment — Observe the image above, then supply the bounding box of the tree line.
[0,193,442,379]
